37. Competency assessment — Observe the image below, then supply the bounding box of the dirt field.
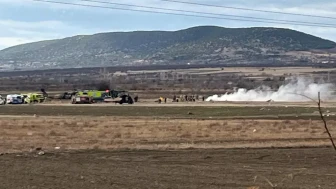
[1,103,336,188]
[1,148,336,189]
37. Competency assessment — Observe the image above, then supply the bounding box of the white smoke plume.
[206,77,335,102]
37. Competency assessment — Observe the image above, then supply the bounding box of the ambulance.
[6,94,23,104]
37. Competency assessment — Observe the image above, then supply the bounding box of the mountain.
[0,26,335,70]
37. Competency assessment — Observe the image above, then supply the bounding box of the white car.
[6,94,23,104]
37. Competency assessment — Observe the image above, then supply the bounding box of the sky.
[0,0,336,50]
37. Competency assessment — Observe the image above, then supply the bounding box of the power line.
[30,0,336,28]
[77,0,336,27]
[162,0,336,20]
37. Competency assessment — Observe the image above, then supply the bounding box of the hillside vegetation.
[0,26,335,69]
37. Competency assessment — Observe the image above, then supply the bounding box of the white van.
[6,94,23,104]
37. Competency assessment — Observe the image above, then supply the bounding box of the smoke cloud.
[206,77,335,102]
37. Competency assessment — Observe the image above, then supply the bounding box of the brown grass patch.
[0,116,334,152]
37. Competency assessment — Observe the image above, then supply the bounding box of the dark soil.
[1,148,336,189]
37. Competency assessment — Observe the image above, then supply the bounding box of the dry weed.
[47,130,62,136]
[113,133,122,138]
[208,122,221,128]
[272,122,280,127]
[282,120,291,124]
[122,131,132,139]
[98,132,107,138]
[76,122,84,127]
[180,132,192,138]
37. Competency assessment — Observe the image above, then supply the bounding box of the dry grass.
[0,116,335,153]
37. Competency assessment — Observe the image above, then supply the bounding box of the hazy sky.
[0,0,336,49]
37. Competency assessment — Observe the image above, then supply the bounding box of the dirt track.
[1,103,335,120]
[34,100,336,107]
[1,148,336,189]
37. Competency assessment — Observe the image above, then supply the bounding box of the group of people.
[156,94,206,104]
[172,95,205,102]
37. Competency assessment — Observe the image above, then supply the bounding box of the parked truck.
[75,90,134,104]
[24,93,45,104]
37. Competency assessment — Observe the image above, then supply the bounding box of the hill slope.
[0,26,335,70]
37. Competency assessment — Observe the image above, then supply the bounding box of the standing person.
[202,96,205,101]
[164,98,167,103]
